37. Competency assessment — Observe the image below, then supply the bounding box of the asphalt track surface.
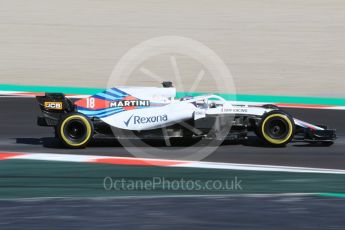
[1,97,345,229]
[0,97,344,169]
[0,196,344,230]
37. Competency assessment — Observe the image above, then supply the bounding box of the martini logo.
[124,114,168,127]
[44,102,63,110]
[110,100,150,107]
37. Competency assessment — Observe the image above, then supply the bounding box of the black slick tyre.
[258,111,295,146]
[57,113,93,148]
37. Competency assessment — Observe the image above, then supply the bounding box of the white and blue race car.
[36,82,336,148]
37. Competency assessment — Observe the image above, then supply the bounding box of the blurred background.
[0,0,344,96]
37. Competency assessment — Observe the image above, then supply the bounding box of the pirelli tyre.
[57,113,94,148]
[258,111,295,146]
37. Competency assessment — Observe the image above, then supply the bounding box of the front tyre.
[57,113,94,148]
[258,111,295,146]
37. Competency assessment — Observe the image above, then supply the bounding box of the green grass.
[1,160,345,198]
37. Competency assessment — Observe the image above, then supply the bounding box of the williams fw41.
[36,82,336,148]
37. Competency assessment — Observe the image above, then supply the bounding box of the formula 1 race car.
[36,82,336,148]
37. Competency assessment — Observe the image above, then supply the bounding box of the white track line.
[0,193,319,201]
[2,152,345,174]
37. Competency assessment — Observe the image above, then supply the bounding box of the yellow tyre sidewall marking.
[60,115,92,147]
[261,114,293,145]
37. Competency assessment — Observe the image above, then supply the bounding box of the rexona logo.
[124,114,168,127]
[44,102,63,110]
[110,100,150,107]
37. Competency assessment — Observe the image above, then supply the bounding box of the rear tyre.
[57,113,94,148]
[258,111,295,146]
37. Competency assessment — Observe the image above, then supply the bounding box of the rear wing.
[36,93,75,126]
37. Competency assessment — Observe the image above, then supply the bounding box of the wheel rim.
[63,119,87,143]
[264,117,289,140]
